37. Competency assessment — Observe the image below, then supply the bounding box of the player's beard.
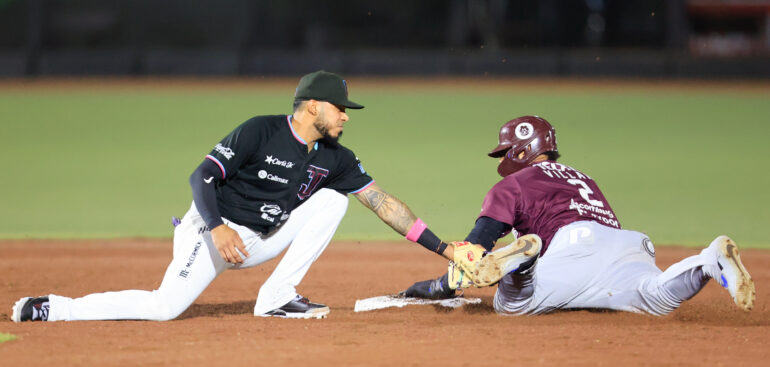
[313,119,341,143]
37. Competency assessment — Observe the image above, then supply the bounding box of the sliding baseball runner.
[404,115,755,316]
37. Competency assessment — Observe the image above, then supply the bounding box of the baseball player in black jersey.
[12,71,485,321]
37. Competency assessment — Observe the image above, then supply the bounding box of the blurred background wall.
[0,0,768,78]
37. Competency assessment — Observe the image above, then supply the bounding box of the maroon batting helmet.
[488,115,559,177]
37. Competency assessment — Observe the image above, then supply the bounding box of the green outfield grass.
[0,332,17,343]
[1,80,768,247]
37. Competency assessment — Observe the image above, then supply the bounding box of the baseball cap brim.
[336,99,364,109]
[296,97,365,110]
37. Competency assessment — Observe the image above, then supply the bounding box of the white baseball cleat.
[707,235,755,311]
[472,234,542,287]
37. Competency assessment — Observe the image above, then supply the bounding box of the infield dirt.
[1,239,768,366]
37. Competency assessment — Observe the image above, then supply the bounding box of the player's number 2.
[567,179,604,207]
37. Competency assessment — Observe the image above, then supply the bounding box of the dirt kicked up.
[1,239,768,366]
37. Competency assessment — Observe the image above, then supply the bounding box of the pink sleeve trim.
[349,180,375,194]
[405,218,427,242]
[205,155,226,179]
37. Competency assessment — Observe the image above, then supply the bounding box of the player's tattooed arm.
[354,183,418,236]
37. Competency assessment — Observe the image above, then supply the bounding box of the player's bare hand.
[211,224,250,264]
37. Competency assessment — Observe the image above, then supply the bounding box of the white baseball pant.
[47,188,348,321]
[494,221,717,316]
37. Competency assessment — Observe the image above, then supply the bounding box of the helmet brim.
[488,144,510,158]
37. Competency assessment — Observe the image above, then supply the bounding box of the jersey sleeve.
[204,117,267,179]
[189,158,226,229]
[325,148,374,194]
[478,178,519,226]
[464,216,512,251]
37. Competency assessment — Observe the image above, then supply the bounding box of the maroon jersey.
[479,161,620,254]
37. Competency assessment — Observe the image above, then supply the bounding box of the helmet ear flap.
[506,144,532,162]
[506,148,521,161]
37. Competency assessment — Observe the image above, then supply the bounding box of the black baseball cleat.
[259,295,330,319]
[400,274,457,300]
[11,296,50,322]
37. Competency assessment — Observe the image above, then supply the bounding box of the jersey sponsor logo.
[203,176,214,184]
[260,203,282,216]
[258,170,289,184]
[261,213,275,223]
[568,198,614,218]
[298,165,330,200]
[214,143,235,160]
[515,122,534,139]
[271,174,288,184]
[265,155,295,168]
[569,198,619,227]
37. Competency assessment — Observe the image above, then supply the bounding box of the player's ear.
[307,99,319,116]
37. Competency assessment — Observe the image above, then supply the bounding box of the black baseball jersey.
[203,115,373,234]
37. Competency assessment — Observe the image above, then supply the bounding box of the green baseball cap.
[294,70,364,109]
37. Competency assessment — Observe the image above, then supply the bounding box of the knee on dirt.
[151,291,193,321]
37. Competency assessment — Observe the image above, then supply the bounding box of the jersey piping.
[349,179,375,194]
[286,115,318,150]
[205,155,226,179]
